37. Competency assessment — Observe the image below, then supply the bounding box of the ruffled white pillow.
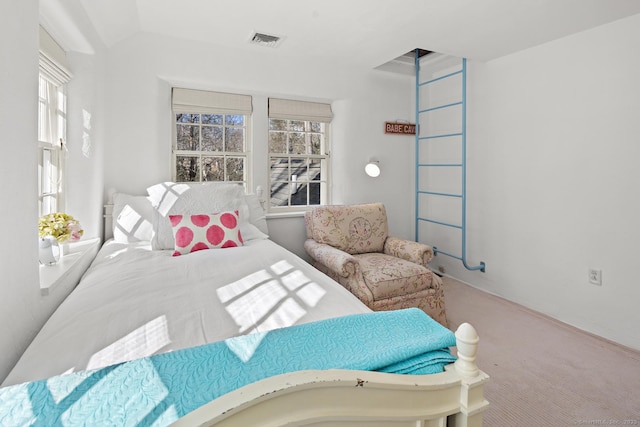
[146,182,249,250]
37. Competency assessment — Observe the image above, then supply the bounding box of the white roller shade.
[172,88,252,115]
[268,98,333,123]
[39,27,72,85]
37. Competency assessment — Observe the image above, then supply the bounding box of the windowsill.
[39,237,101,296]
[266,211,307,219]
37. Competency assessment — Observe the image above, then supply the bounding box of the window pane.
[270,157,289,181]
[42,149,53,193]
[309,182,321,205]
[291,179,307,206]
[290,158,307,180]
[176,125,200,150]
[270,180,291,207]
[310,134,322,154]
[176,156,200,182]
[269,132,287,153]
[309,161,321,181]
[289,120,304,132]
[290,133,306,154]
[226,115,244,126]
[202,126,223,151]
[177,114,200,123]
[202,156,224,181]
[38,100,47,142]
[202,114,222,125]
[310,122,321,132]
[226,157,244,181]
[41,195,56,215]
[269,119,287,131]
[225,128,244,152]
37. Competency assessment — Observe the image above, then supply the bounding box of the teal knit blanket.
[0,308,456,426]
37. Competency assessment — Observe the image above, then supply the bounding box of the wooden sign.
[385,122,416,135]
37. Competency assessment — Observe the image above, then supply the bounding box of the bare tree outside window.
[174,113,247,185]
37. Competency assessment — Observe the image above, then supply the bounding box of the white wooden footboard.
[172,323,489,427]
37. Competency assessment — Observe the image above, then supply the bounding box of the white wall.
[0,2,106,382]
[0,1,58,383]
[65,50,106,241]
[430,14,640,350]
[101,33,416,255]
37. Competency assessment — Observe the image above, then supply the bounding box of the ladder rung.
[418,163,462,167]
[419,101,462,114]
[418,132,462,140]
[417,217,462,229]
[418,69,463,87]
[433,248,462,261]
[418,190,462,198]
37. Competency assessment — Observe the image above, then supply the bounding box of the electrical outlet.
[588,269,602,286]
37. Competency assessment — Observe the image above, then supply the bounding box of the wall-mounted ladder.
[414,52,485,272]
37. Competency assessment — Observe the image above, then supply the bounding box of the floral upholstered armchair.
[304,203,448,327]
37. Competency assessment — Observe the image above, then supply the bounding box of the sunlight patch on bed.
[224,280,288,333]
[217,260,327,355]
[270,259,294,275]
[87,315,171,370]
[249,298,306,334]
[295,283,325,307]
[216,270,272,303]
[224,331,268,362]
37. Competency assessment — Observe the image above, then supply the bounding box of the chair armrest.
[304,239,359,278]
[383,236,435,266]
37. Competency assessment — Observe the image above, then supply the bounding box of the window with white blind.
[268,98,332,211]
[171,88,252,186]
[38,27,71,216]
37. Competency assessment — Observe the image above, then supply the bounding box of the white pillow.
[146,182,250,250]
[112,193,155,243]
[244,194,269,236]
[240,223,269,241]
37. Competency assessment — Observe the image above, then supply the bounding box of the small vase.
[39,236,61,266]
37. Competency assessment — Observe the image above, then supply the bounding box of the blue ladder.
[414,52,485,272]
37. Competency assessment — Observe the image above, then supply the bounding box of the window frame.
[267,99,332,213]
[267,117,331,213]
[171,88,253,189]
[171,112,251,186]
[37,73,67,216]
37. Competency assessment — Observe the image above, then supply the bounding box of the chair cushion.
[306,203,388,255]
[354,253,435,300]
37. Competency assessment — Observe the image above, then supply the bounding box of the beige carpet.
[442,276,640,427]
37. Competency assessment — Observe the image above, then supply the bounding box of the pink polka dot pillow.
[169,211,244,256]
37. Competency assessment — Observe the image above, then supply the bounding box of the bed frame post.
[448,323,490,427]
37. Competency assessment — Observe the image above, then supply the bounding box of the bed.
[0,183,489,426]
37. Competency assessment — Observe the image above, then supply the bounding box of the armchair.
[304,203,448,327]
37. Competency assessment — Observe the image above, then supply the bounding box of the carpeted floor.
[442,276,640,427]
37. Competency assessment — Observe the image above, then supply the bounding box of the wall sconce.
[365,160,381,177]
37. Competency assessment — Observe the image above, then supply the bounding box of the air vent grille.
[250,32,282,48]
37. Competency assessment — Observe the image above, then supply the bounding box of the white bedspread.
[3,239,370,387]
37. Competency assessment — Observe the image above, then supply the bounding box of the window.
[268,98,332,211]
[38,28,71,216]
[172,88,252,186]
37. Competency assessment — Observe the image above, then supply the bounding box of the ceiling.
[45,0,640,69]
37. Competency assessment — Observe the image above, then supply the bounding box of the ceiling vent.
[250,32,283,48]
